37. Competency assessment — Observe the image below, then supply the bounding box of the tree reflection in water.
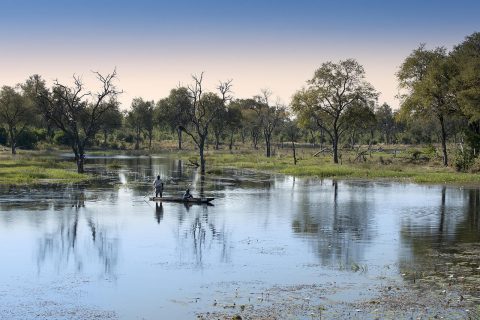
[402,186,480,251]
[399,187,480,293]
[401,186,480,255]
[36,190,119,278]
[175,204,231,268]
[291,179,375,268]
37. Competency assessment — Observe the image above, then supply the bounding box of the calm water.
[0,155,479,319]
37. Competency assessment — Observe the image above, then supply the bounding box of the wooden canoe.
[149,196,214,204]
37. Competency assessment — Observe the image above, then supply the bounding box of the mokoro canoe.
[149,197,214,204]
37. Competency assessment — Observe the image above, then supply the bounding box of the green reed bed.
[202,151,480,185]
[0,159,88,185]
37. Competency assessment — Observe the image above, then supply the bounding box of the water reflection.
[401,186,480,249]
[36,191,119,278]
[399,186,480,291]
[173,204,231,268]
[291,180,375,268]
[155,203,164,224]
[459,188,480,238]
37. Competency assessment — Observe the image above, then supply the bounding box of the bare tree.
[35,69,121,173]
[252,89,286,157]
[180,73,232,174]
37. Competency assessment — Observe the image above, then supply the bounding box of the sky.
[0,0,479,109]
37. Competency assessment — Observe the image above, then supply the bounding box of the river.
[0,155,479,319]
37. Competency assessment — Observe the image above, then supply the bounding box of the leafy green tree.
[156,87,191,150]
[375,103,395,144]
[22,75,56,142]
[233,98,261,148]
[98,99,123,146]
[397,45,457,166]
[0,85,31,154]
[451,32,480,151]
[344,101,376,149]
[126,98,154,149]
[180,73,232,174]
[210,100,228,150]
[396,112,437,144]
[225,103,243,150]
[292,59,377,163]
[33,70,121,173]
[210,99,244,150]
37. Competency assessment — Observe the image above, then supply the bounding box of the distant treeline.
[0,32,479,173]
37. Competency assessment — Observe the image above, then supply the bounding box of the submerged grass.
[0,157,88,185]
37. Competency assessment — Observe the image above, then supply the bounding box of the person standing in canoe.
[153,175,164,198]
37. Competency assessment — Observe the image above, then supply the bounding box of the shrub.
[17,129,40,149]
[423,144,437,158]
[53,131,73,146]
[469,157,480,173]
[408,149,422,160]
[454,147,475,172]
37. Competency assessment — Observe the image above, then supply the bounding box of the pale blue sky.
[1,0,478,108]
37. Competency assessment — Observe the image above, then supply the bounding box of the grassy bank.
[196,150,480,185]
[0,154,89,185]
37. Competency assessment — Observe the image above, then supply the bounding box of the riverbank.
[0,152,89,185]
[197,150,480,185]
[2,147,480,186]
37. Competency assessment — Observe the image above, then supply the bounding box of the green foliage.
[126,98,154,149]
[375,103,396,144]
[53,131,73,146]
[0,127,7,145]
[202,150,480,184]
[454,147,476,172]
[156,87,191,131]
[423,144,438,159]
[397,44,458,166]
[464,126,480,152]
[16,129,39,149]
[99,100,123,143]
[0,85,33,153]
[0,159,88,185]
[292,59,378,163]
[451,32,480,124]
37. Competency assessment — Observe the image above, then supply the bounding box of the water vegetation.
[197,149,480,185]
[0,153,88,185]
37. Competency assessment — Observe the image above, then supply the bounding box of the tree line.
[0,32,479,174]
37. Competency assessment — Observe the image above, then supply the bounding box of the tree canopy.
[292,59,378,163]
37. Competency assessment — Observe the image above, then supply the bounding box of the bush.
[469,157,480,173]
[32,128,48,142]
[117,131,135,143]
[16,129,40,149]
[423,144,437,158]
[53,131,73,146]
[454,147,475,172]
[408,149,422,160]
